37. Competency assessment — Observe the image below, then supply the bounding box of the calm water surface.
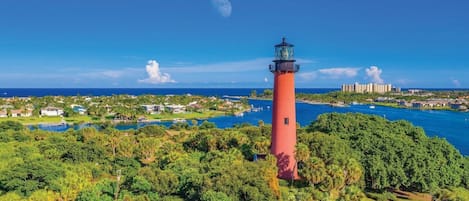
[34,99,469,156]
[5,88,466,155]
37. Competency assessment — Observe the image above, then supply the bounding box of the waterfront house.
[412,100,448,109]
[141,104,164,114]
[412,102,425,108]
[165,105,186,114]
[0,110,7,118]
[450,103,464,110]
[11,109,21,117]
[187,102,204,112]
[375,97,395,103]
[10,109,32,117]
[40,107,64,116]
[397,100,411,107]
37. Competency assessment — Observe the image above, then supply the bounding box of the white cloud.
[211,0,232,17]
[162,57,314,74]
[139,60,175,84]
[452,79,461,87]
[164,58,271,73]
[298,72,318,81]
[365,66,384,84]
[296,58,316,65]
[318,67,359,79]
[98,70,124,79]
[78,68,141,79]
[0,57,318,87]
[160,58,314,84]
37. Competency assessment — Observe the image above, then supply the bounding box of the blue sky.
[0,0,468,88]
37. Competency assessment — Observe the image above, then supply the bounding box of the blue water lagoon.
[212,99,469,155]
[7,88,467,155]
[33,98,469,156]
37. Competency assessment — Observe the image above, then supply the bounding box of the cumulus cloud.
[365,66,384,84]
[318,67,359,79]
[139,60,175,84]
[211,0,232,17]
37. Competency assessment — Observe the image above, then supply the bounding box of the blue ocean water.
[3,88,468,155]
[0,88,335,97]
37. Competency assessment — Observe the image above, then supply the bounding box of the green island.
[0,95,250,125]
[0,112,468,200]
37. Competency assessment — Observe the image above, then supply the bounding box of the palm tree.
[344,158,362,185]
[300,157,326,187]
[340,186,366,201]
[108,129,121,157]
[327,164,346,191]
[295,143,310,162]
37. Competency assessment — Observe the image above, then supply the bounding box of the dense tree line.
[297,90,469,104]
[0,121,281,200]
[0,111,468,200]
[307,113,469,194]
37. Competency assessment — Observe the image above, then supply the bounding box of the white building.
[341,83,392,94]
[41,107,64,116]
[165,105,186,114]
[141,104,164,114]
[10,109,32,117]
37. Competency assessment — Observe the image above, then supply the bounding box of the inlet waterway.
[35,98,469,156]
[3,88,467,155]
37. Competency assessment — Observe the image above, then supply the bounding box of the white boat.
[369,105,376,109]
[172,118,187,123]
[251,107,263,112]
[235,112,244,117]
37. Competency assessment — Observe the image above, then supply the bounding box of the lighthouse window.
[284,118,289,125]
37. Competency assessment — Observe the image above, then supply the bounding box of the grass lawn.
[64,116,94,124]
[0,115,95,125]
[0,116,62,124]
[374,102,403,108]
[147,111,227,121]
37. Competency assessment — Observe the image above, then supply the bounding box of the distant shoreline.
[2,88,468,98]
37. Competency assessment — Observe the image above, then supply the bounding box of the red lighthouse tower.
[269,37,299,180]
